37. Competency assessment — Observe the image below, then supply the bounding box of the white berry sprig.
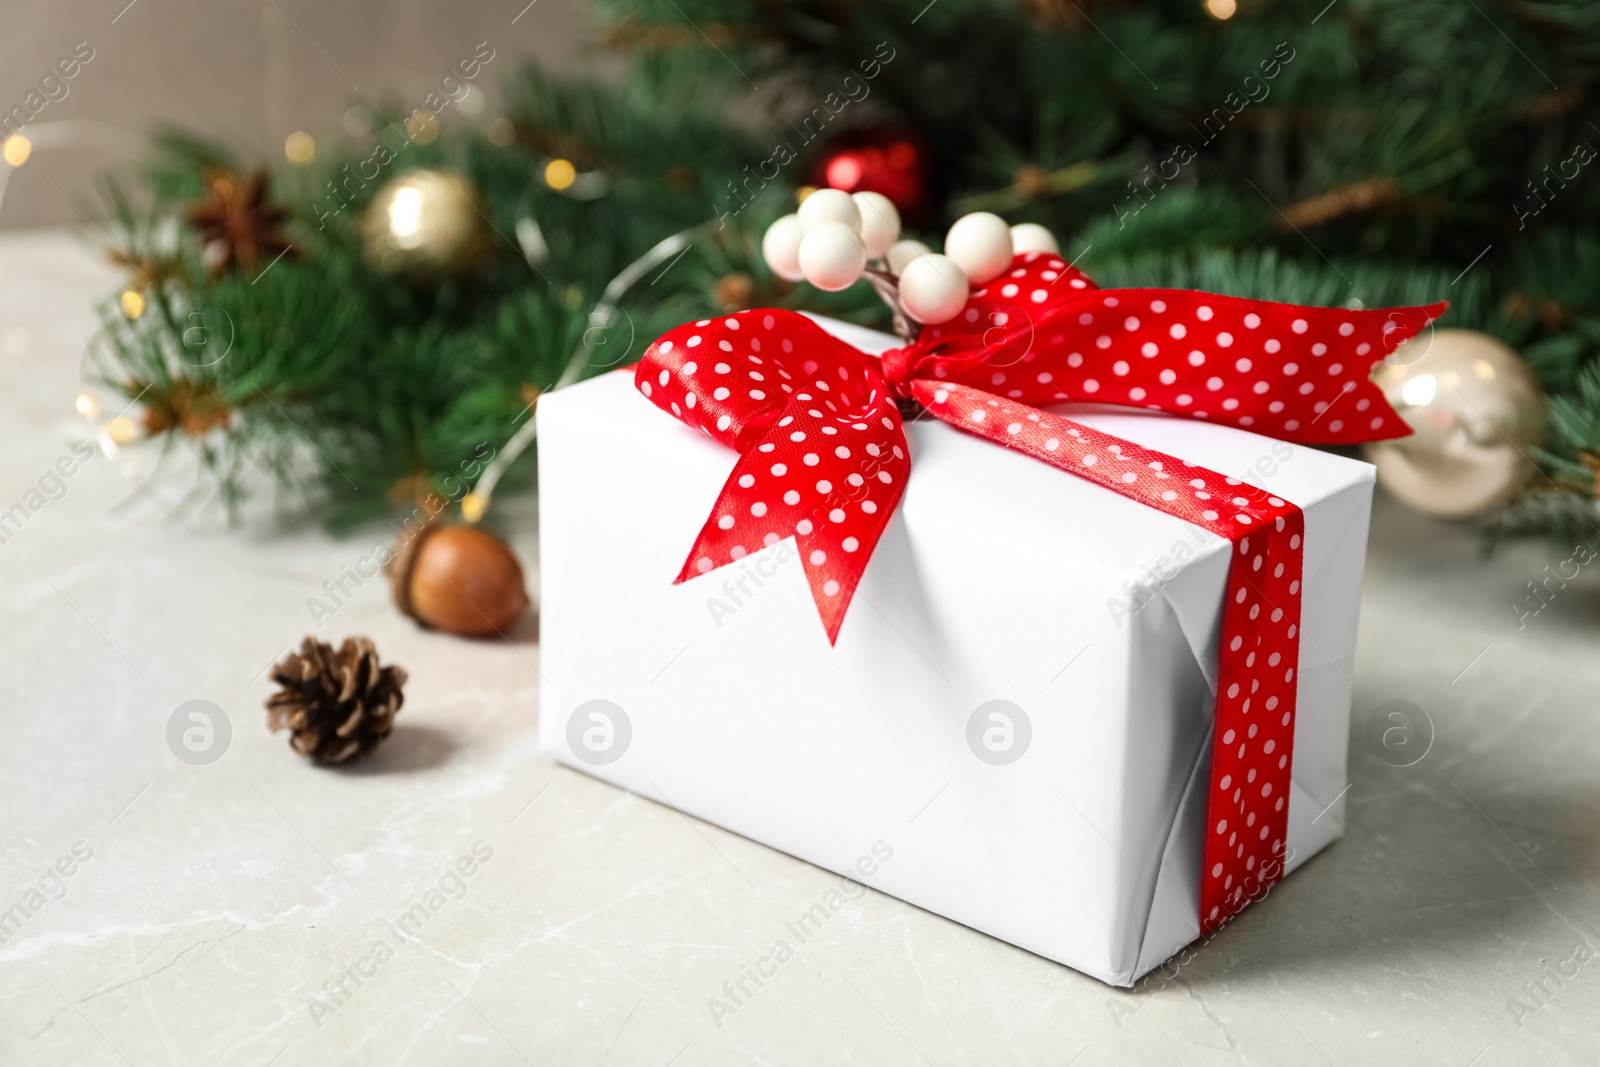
[762,198,1060,332]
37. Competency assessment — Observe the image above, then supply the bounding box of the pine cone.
[265,637,407,765]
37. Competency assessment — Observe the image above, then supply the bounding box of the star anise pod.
[1579,452,1600,497]
[137,378,233,437]
[106,248,183,291]
[186,168,297,277]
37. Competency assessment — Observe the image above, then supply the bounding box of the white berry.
[1010,222,1059,255]
[852,191,900,259]
[886,239,930,276]
[798,221,867,291]
[797,188,861,234]
[762,215,806,281]
[944,211,1014,284]
[899,253,969,324]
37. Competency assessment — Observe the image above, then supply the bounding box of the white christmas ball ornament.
[886,239,930,276]
[899,253,969,324]
[798,221,867,291]
[762,215,806,282]
[1365,330,1544,517]
[796,188,861,234]
[1010,222,1059,255]
[852,191,900,259]
[944,211,1014,283]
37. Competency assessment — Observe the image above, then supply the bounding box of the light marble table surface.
[2,227,1598,1066]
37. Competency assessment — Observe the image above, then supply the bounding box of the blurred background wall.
[0,0,591,228]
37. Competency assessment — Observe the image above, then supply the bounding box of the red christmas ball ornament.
[811,129,929,222]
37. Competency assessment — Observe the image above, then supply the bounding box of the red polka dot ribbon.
[635,255,1444,935]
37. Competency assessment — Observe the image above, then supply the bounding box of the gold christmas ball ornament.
[361,169,492,276]
[1364,329,1545,518]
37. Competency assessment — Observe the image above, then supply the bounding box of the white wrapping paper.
[537,316,1371,986]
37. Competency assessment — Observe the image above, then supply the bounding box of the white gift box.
[537,316,1372,986]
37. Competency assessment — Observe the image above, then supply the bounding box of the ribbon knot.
[874,342,921,399]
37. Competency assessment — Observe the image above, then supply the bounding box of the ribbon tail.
[913,379,1304,935]
[915,259,1448,445]
[1052,291,1446,444]
[1199,503,1303,934]
[672,394,910,644]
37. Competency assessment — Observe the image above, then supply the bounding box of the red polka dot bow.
[637,253,1443,644]
[636,254,1443,934]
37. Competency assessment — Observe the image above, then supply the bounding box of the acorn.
[387,524,529,637]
